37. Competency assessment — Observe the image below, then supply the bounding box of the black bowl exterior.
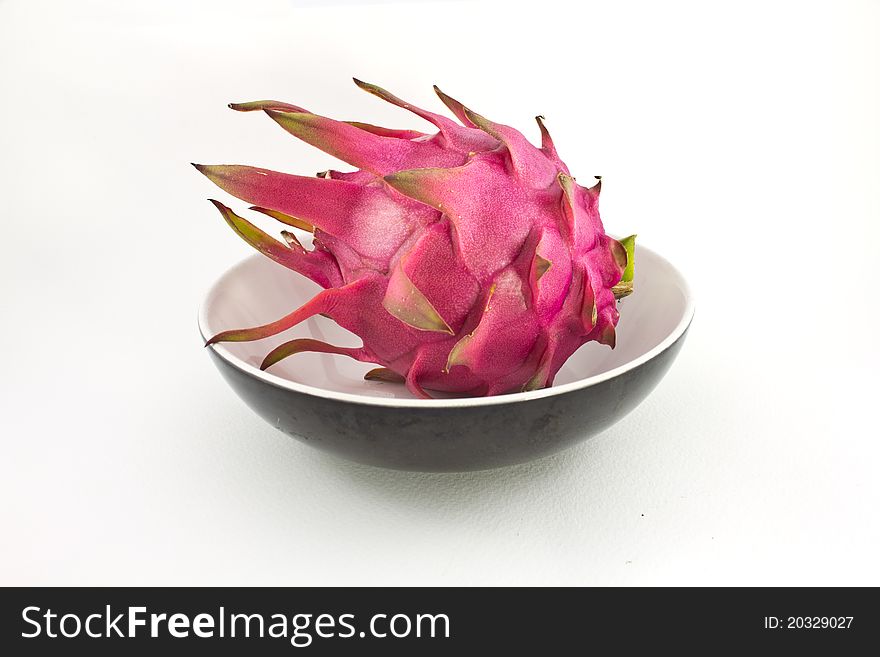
[206,328,688,472]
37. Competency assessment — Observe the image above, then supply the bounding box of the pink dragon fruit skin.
[195,80,633,398]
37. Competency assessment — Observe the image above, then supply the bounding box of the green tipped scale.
[612,235,637,299]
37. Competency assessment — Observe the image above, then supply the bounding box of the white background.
[1,0,878,585]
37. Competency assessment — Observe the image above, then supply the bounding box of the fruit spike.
[196,80,636,398]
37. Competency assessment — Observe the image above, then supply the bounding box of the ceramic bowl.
[199,245,693,471]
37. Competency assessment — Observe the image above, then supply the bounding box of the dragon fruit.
[195,80,635,398]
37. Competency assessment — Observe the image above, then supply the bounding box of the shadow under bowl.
[199,245,693,472]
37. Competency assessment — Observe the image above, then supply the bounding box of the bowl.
[198,244,694,471]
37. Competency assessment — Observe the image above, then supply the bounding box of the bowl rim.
[198,242,694,408]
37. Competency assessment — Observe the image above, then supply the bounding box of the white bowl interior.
[200,245,692,403]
